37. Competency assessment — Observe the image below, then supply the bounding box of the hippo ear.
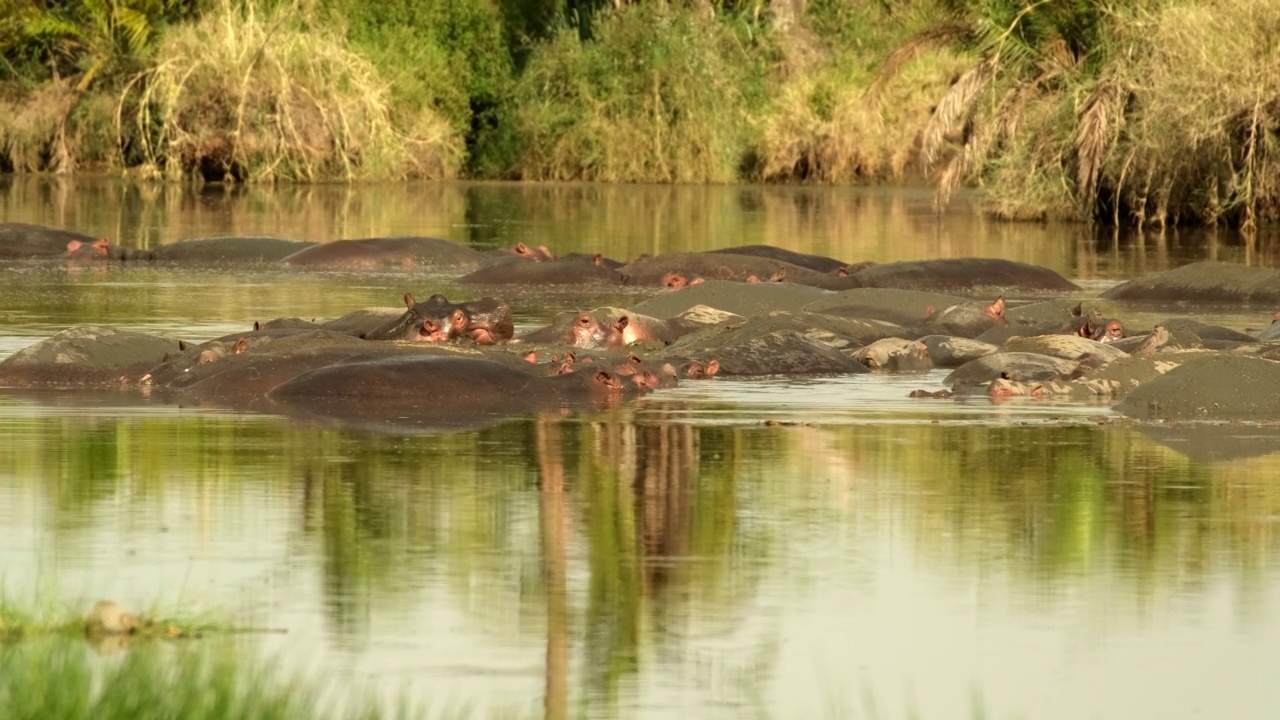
[615,316,630,331]
[594,371,620,389]
[523,351,538,363]
[515,242,532,256]
[704,359,720,376]
[450,308,469,330]
[253,321,261,332]
[593,253,604,266]
[234,337,249,354]
[404,292,415,308]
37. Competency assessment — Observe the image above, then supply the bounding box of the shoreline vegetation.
[1,0,1277,229]
[0,597,441,720]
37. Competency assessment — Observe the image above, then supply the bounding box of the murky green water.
[2,177,1280,719]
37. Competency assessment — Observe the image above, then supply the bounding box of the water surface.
[2,177,1280,719]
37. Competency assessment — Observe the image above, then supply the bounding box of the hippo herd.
[3,221,1280,431]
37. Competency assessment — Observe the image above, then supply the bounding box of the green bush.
[512,3,759,183]
[321,0,517,176]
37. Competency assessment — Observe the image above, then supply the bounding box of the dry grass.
[119,0,463,182]
[1103,0,1280,227]
[755,43,967,183]
[0,79,80,173]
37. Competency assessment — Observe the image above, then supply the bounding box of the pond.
[2,176,1280,719]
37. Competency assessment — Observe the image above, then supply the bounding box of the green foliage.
[2,0,203,88]
[319,0,516,176]
[512,2,758,183]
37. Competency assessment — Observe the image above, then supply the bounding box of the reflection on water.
[3,400,1280,719]
[3,178,1280,719]
[2,176,1276,281]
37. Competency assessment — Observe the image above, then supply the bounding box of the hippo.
[943,352,1077,387]
[267,354,645,430]
[1113,354,1280,421]
[457,255,624,285]
[616,252,828,287]
[916,335,998,368]
[1101,260,1280,304]
[1073,309,1127,343]
[841,257,1080,294]
[998,334,1128,364]
[1259,315,1280,342]
[151,236,317,263]
[279,236,490,269]
[0,326,185,387]
[138,329,367,392]
[633,279,833,319]
[804,287,971,328]
[660,322,868,376]
[365,293,515,344]
[851,338,932,372]
[917,297,1008,339]
[521,307,689,349]
[0,222,102,259]
[705,245,849,274]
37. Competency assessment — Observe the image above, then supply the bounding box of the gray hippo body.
[1101,260,1280,304]
[1114,354,1280,421]
[457,256,624,285]
[844,257,1080,294]
[705,245,849,274]
[280,236,489,269]
[152,236,317,263]
[0,223,101,259]
[267,354,637,430]
[0,326,184,387]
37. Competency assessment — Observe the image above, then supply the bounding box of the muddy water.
[2,176,1280,719]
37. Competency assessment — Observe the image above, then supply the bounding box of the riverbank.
[1,0,1276,227]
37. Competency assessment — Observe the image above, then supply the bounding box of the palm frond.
[920,57,994,168]
[872,23,971,93]
[1075,77,1124,214]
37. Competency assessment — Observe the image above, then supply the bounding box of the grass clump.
[120,0,463,182]
[511,3,759,183]
[0,638,409,720]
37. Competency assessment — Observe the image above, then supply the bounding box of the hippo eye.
[577,316,591,326]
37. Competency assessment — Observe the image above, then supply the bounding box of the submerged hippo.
[0,222,102,259]
[151,236,317,263]
[268,354,645,430]
[842,257,1080,294]
[457,255,623,285]
[279,236,491,269]
[521,307,692,350]
[704,245,849,274]
[366,293,515,344]
[1101,260,1280,304]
